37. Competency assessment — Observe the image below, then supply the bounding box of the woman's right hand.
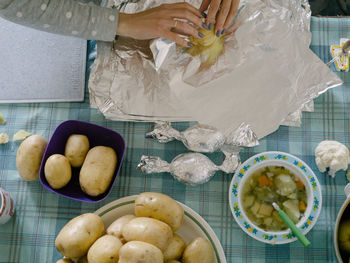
[116,2,206,47]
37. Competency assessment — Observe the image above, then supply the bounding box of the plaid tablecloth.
[0,16,349,263]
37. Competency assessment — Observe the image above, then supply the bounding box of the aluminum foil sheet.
[89,0,342,139]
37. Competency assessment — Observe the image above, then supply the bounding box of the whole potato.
[56,259,74,263]
[182,237,215,263]
[122,217,172,251]
[118,241,163,263]
[106,214,135,243]
[87,235,122,263]
[164,233,186,261]
[64,134,90,167]
[44,154,72,189]
[79,146,117,196]
[55,213,104,259]
[16,135,47,181]
[135,192,184,231]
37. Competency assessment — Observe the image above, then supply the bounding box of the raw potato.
[64,134,90,167]
[55,213,104,259]
[135,192,184,231]
[44,154,72,189]
[182,237,215,263]
[164,234,186,261]
[188,27,225,66]
[56,259,74,263]
[79,146,117,196]
[16,135,47,181]
[87,235,123,263]
[106,214,136,243]
[118,241,163,263]
[122,217,172,251]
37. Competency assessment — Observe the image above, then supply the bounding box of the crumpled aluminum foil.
[146,122,258,152]
[138,152,239,185]
[89,0,342,139]
[139,121,258,185]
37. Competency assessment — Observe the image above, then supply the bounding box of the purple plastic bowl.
[39,120,126,203]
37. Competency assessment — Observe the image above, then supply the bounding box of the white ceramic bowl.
[229,151,322,244]
[94,195,226,263]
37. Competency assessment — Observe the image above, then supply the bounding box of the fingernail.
[198,32,204,38]
[201,11,207,18]
[221,29,226,35]
[209,23,213,30]
[188,42,193,47]
[216,30,221,37]
[202,22,207,29]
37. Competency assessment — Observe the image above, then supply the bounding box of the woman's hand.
[200,0,239,36]
[116,2,206,47]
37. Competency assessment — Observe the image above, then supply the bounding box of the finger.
[169,9,205,29]
[163,30,191,47]
[206,0,221,28]
[223,0,239,30]
[215,0,231,35]
[225,21,239,35]
[171,20,202,38]
[199,0,211,12]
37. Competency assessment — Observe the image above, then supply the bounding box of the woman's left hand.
[199,0,239,36]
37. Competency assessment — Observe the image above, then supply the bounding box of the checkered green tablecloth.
[0,16,350,263]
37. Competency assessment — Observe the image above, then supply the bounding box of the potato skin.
[87,235,122,263]
[122,217,172,251]
[79,146,117,196]
[135,192,184,231]
[118,241,163,263]
[106,214,135,243]
[44,154,72,189]
[55,213,104,259]
[16,135,47,181]
[56,259,74,263]
[164,233,186,261]
[182,237,215,263]
[64,134,90,167]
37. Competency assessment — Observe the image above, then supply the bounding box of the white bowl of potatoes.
[55,192,226,263]
[229,151,322,245]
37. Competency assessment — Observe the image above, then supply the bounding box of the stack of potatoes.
[44,134,117,196]
[55,192,215,263]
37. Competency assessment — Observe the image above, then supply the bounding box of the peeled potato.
[188,27,225,66]
[44,154,72,189]
[87,235,123,263]
[164,233,186,261]
[106,214,136,243]
[182,237,215,263]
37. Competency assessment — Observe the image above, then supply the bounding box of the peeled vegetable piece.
[44,154,72,189]
[274,174,297,196]
[164,234,186,261]
[118,241,163,263]
[122,217,172,251]
[135,192,184,231]
[55,213,104,259]
[106,214,136,243]
[188,27,225,65]
[282,199,300,223]
[16,135,47,181]
[338,219,350,253]
[64,134,90,167]
[87,235,123,263]
[182,237,215,263]
[79,146,117,196]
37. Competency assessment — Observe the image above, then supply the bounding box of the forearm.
[0,0,119,41]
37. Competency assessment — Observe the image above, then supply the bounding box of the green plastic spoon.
[272,202,311,247]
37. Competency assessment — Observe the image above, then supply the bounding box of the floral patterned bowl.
[229,151,322,245]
